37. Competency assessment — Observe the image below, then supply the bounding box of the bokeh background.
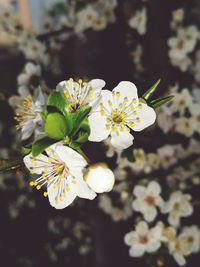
[0,0,200,267]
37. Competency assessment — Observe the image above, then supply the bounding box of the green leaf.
[47,91,67,113]
[75,132,89,144]
[40,109,48,122]
[32,137,56,157]
[71,106,92,136]
[78,118,91,135]
[63,110,73,134]
[142,79,161,101]
[150,95,174,109]
[45,112,68,140]
[47,91,73,134]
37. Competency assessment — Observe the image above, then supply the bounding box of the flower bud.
[84,163,115,193]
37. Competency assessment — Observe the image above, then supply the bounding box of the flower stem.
[0,158,23,172]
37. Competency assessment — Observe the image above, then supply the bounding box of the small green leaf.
[78,118,91,135]
[71,106,92,136]
[47,92,67,113]
[150,95,174,109]
[76,132,89,144]
[45,112,68,140]
[63,110,73,134]
[32,137,56,157]
[40,109,48,122]
[142,79,161,101]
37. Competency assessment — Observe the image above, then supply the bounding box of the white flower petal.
[21,121,35,140]
[89,79,106,92]
[47,181,76,209]
[113,81,139,106]
[146,241,161,253]
[23,153,49,174]
[147,181,161,195]
[129,244,145,257]
[88,112,110,142]
[110,131,134,149]
[136,221,149,235]
[144,207,157,222]
[124,232,138,246]
[75,176,97,200]
[100,89,113,110]
[132,103,156,132]
[54,145,87,169]
[133,185,145,197]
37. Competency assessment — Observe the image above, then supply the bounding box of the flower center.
[63,78,94,111]
[145,195,156,206]
[139,235,149,244]
[14,95,37,130]
[111,111,124,124]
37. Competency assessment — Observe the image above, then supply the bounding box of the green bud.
[45,112,68,140]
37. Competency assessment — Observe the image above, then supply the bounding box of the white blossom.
[132,181,164,222]
[161,191,193,227]
[88,81,156,150]
[14,88,46,140]
[124,221,162,257]
[128,8,147,35]
[24,143,96,209]
[56,78,105,112]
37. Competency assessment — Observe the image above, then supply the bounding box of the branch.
[0,158,23,172]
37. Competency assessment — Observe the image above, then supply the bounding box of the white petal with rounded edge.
[146,241,161,253]
[124,232,138,246]
[132,103,156,132]
[54,145,87,169]
[47,181,76,209]
[143,207,157,222]
[110,131,134,149]
[75,176,97,200]
[129,244,145,257]
[88,112,110,142]
[133,185,145,197]
[89,79,106,91]
[113,81,139,106]
[136,221,149,235]
[21,121,35,140]
[147,181,161,195]
[100,89,113,111]
[23,153,49,174]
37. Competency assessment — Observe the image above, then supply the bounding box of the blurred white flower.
[170,88,192,114]
[56,78,105,112]
[24,143,96,209]
[84,163,115,193]
[88,81,156,149]
[128,8,147,35]
[168,26,199,71]
[174,117,196,137]
[161,191,193,227]
[171,8,184,29]
[157,145,177,169]
[19,39,49,65]
[169,226,200,266]
[124,221,162,257]
[17,62,41,87]
[132,181,164,222]
[75,6,98,33]
[189,103,200,134]
[157,106,173,133]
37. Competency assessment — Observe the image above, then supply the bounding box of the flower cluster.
[8,77,163,209]
[124,181,200,266]
[158,85,200,137]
